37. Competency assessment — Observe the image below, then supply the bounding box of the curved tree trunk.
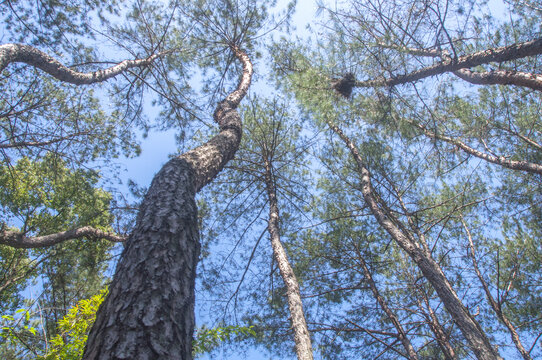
[263,159,314,360]
[326,121,502,360]
[82,46,252,360]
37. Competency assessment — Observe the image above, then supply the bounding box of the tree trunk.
[326,121,503,360]
[462,218,532,360]
[353,246,419,359]
[82,46,252,360]
[264,160,314,360]
[414,286,457,360]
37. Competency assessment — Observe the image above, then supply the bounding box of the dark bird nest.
[332,73,356,98]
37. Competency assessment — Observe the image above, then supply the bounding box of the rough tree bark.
[354,37,542,89]
[263,157,314,360]
[0,43,168,85]
[0,226,126,248]
[82,46,252,360]
[325,120,503,360]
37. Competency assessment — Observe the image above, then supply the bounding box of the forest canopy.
[0,0,541,359]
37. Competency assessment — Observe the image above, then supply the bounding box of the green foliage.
[0,308,38,345]
[38,289,106,360]
[1,0,541,358]
[0,154,116,347]
[0,289,107,360]
[0,245,33,314]
[264,1,542,358]
[0,154,112,233]
[0,0,119,47]
[192,324,256,357]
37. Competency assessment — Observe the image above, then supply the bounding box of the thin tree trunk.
[461,218,532,360]
[326,120,502,360]
[82,46,252,360]
[414,283,457,359]
[263,159,314,360]
[352,245,419,359]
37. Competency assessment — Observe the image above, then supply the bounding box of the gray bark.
[263,159,314,360]
[0,43,165,84]
[355,37,542,88]
[82,46,252,360]
[0,226,125,248]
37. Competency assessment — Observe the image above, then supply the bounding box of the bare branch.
[356,37,542,87]
[409,120,542,175]
[414,285,457,360]
[0,131,90,149]
[346,319,407,358]
[0,43,170,85]
[454,69,542,91]
[352,244,419,359]
[0,226,126,248]
[461,218,532,360]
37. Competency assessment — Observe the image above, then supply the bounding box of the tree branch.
[355,37,542,87]
[454,68,542,91]
[0,131,91,149]
[409,120,542,175]
[0,226,126,248]
[0,43,170,85]
[461,218,532,360]
[352,244,419,359]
